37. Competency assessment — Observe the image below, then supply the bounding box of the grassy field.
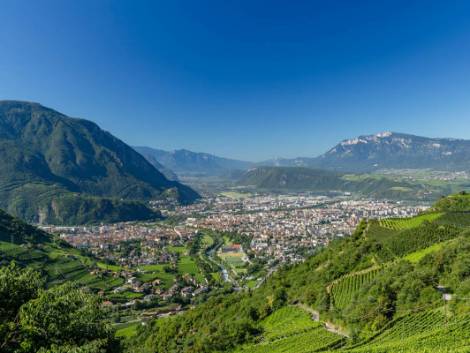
[0,240,130,293]
[178,255,204,282]
[0,237,205,295]
[136,264,176,289]
[115,322,140,338]
[97,262,123,272]
[168,245,187,254]
[220,191,252,199]
[219,252,246,267]
[217,234,248,276]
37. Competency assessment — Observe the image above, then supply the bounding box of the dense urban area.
[40,192,429,332]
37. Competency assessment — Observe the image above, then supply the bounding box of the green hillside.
[0,208,125,291]
[434,191,470,212]
[238,166,458,200]
[0,100,199,224]
[0,211,119,352]
[127,194,470,352]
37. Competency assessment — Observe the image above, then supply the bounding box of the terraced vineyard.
[0,240,121,290]
[232,306,470,353]
[379,212,443,230]
[340,309,470,353]
[234,306,344,353]
[261,306,320,341]
[235,327,344,353]
[330,268,381,310]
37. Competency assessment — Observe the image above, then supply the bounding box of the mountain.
[128,194,470,352]
[239,166,343,190]
[0,100,199,224]
[316,132,470,172]
[237,166,451,200]
[262,132,470,172]
[131,147,179,180]
[134,146,253,177]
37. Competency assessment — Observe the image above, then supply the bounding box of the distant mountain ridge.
[0,100,199,224]
[134,146,253,177]
[260,132,470,172]
[237,166,445,200]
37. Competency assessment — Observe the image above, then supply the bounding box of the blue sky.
[1,0,470,161]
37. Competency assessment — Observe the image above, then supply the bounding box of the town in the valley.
[41,192,429,325]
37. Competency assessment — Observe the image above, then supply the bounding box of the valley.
[0,102,469,353]
[26,191,431,339]
[3,3,470,351]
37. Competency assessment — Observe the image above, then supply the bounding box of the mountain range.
[262,132,470,172]
[0,100,199,224]
[136,132,470,180]
[3,99,470,225]
[133,146,253,177]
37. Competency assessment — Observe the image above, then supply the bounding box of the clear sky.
[1,1,470,161]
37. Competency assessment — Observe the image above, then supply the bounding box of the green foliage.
[128,289,265,353]
[0,208,51,243]
[0,264,118,353]
[42,193,161,225]
[434,192,470,212]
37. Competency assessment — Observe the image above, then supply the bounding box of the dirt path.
[296,304,349,338]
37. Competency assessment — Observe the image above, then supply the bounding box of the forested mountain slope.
[127,194,470,353]
[0,100,199,224]
[238,166,452,200]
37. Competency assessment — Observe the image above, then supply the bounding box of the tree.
[0,264,119,353]
[0,263,44,351]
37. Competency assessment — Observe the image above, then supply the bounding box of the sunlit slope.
[127,194,470,353]
[0,209,123,290]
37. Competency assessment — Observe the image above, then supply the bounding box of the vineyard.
[367,220,462,260]
[233,307,344,353]
[127,194,470,353]
[261,306,320,341]
[379,212,442,230]
[340,309,470,352]
[330,268,381,310]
